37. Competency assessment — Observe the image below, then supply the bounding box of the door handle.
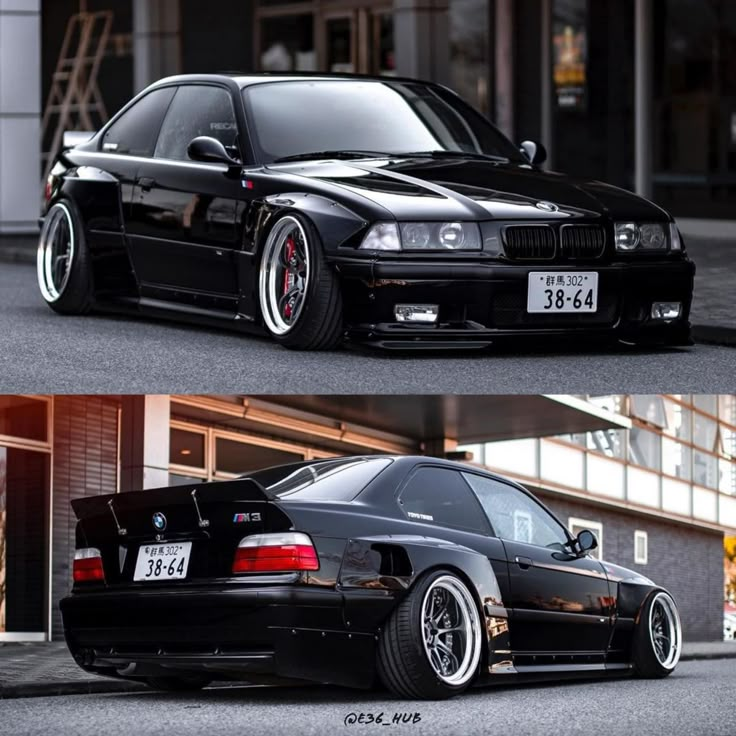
[137,177,156,192]
[515,556,533,570]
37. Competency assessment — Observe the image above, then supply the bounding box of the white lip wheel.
[420,575,482,686]
[37,202,76,302]
[648,591,682,669]
[259,216,311,336]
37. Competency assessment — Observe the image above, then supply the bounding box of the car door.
[462,472,613,659]
[125,84,243,312]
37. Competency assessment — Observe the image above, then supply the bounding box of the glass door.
[0,446,50,637]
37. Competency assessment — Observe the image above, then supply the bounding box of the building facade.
[2,0,735,235]
[0,393,732,644]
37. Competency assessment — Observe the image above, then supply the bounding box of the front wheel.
[633,590,682,678]
[258,213,344,350]
[377,570,483,699]
[37,199,94,314]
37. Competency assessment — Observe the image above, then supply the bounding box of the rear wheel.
[147,675,212,692]
[377,570,483,699]
[258,213,344,350]
[632,590,682,678]
[37,199,94,314]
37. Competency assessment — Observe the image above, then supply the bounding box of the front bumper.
[334,256,695,348]
[60,583,386,688]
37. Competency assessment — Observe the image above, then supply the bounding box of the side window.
[154,86,239,161]
[463,473,569,549]
[398,467,490,534]
[101,87,176,157]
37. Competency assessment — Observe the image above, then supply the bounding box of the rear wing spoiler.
[62,131,95,151]
[71,477,270,521]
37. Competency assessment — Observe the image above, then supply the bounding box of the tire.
[377,570,483,700]
[147,675,212,692]
[37,198,94,314]
[632,590,682,678]
[258,212,344,350]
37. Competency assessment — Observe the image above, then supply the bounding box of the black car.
[61,456,682,699]
[38,73,694,350]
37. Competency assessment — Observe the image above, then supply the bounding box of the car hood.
[272,157,671,222]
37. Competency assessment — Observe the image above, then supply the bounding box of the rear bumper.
[60,584,385,688]
[333,256,695,348]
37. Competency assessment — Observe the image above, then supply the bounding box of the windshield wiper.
[393,150,510,163]
[272,150,393,163]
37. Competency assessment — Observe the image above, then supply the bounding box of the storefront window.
[0,446,49,634]
[630,395,667,427]
[693,395,718,416]
[169,428,205,469]
[0,397,47,443]
[259,15,316,71]
[215,438,303,476]
[628,427,661,471]
[693,413,718,451]
[586,428,626,459]
[450,0,490,114]
[663,399,691,442]
[653,1,736,218]
[373,11,395,76]
[693,449,719,489]
[662,437,691,480]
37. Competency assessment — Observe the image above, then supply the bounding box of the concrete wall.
[0,0,41,234]
[536,489,725,642]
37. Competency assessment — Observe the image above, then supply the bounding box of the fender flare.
[337,535,510,673]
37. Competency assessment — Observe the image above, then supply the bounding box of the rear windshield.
[244,457,392,502]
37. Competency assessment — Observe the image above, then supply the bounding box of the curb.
[0,678,147,699]
[692,324,736,348]
[679,650,736,662]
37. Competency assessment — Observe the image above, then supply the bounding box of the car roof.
[151,72,441,90]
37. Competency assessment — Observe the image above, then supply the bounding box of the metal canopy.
[172,394,630,453]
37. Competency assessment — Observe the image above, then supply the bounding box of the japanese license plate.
[133,542,192,581]
[527,272,598,313]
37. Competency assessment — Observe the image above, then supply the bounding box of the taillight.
[44,174,55,203]
[73,548,105,583]
[232,532,319,574]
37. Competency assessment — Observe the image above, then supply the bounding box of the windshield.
[243,80,523,164]
[243,457,392,502]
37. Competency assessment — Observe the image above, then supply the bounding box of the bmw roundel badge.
[152,512,167,531]
[536,200,559,213]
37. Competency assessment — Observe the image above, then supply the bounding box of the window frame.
[568,517,603,559]
[153,82,243,163]
[463,470,574,550]
[634,529,648,565]
[98,85,178,158]
[395,463,493,536]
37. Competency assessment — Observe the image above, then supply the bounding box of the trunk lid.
[72,479,294,585]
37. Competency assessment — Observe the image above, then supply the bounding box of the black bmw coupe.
[61,456,682,699]
[39,73,694,350]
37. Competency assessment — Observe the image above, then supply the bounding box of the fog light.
[651,302,682,321]
[394,304,439,323]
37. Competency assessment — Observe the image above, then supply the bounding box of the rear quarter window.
[101,86,176,157]
[398,466,491,534]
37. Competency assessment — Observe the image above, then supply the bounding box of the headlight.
[359,222,400,251]
[359,221,482,251]
[615,222,671,252]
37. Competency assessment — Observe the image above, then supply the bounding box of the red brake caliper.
[282,237,296,319]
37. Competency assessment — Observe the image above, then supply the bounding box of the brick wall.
[51,396,120,640]
[534,488,724,642]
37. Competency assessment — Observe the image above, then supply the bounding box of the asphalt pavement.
[0,262,734,394]
[0,659,734,736]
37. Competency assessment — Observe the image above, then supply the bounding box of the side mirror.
[520,140,547,166]
[576,529,598,556]
[187,136,240,168]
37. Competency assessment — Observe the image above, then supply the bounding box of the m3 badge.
[233,512,262,523]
